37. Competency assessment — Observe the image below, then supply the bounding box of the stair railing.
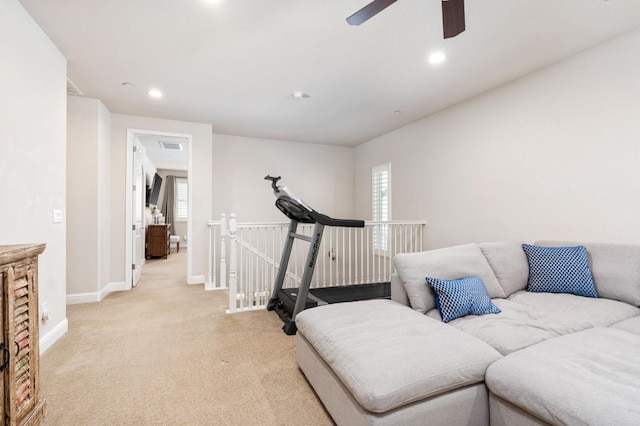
[208,214,426,313]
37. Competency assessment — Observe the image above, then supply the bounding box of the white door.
[132,147,145,286]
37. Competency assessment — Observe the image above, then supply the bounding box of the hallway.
[40,249,331,424]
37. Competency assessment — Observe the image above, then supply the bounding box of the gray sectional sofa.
[295,240,640,425]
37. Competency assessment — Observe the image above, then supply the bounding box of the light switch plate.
[52,209,63,224]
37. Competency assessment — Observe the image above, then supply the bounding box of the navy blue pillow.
[426,276,501,323]
[522,244,597,298]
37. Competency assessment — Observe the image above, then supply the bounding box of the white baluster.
[220,214,227,289]
[227,214,237,313]
[207,221,213,290]
[341,228,346,286]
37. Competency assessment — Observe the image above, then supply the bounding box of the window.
[175,177,189,221]
[372,163,391,251]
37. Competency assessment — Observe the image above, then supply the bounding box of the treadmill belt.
[310,282,390,304]
[277,282,391,319]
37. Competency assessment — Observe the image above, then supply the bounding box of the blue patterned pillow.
[426,276,501,323]
[522,244,597,298]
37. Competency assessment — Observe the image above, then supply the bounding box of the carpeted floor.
[40,249,333,425]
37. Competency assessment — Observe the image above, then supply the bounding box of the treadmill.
[264,176,390,335]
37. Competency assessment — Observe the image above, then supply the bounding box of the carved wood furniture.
[146,224,170,259]
[0,244,46,426]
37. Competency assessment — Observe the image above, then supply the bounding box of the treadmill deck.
[278,282,391,316]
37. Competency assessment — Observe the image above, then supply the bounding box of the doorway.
[125,129,192,289]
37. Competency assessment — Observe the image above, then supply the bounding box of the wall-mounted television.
[146,173,163,206]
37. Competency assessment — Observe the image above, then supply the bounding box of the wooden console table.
[146,224,170,259]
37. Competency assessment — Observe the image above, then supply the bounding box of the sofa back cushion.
[479,241,530,297]
[394,243,505,314]
[536,240,640,306]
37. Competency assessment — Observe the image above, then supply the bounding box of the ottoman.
[295,300,502,425]
[169,235,180,252]
[485,327,640,425]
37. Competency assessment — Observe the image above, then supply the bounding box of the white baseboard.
[40,318,68,354]
[188,275,205,285]
[66,292,101,305]
[204,282,227,291]
[108,281,129,292]
[66,281,128,305]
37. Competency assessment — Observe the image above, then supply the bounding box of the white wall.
[355,28,640,249]
[67,96,111,297]
[110,115,212,284]
[212,134,355,223]
[0,0,67,351]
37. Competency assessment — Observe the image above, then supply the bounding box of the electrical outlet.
[183,235,187,241]
[41,302,49,321]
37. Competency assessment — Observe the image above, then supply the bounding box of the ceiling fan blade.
[346,0,398,26]
[442,0,465,39]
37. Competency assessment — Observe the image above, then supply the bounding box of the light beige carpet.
[41,249,333,425]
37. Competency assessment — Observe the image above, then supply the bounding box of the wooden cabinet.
[146,224,170,259]
[0,244,46,426]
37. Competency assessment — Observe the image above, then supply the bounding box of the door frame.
[125,128,193,289]
[131,142,145,287]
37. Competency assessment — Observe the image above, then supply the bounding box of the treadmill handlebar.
[275,196,364,228]
[264,175,281,192]
[265,175,303,204]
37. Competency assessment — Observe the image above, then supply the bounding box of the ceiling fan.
[347,0,465,39]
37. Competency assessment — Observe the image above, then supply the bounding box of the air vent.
[66,78,83,96]
[158,141,183,150]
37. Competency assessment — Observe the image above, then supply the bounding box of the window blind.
[372,163,391,251]
[175,177,189,221]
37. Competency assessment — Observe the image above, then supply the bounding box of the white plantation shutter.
[175,177,189,221]
[372,163,391,251]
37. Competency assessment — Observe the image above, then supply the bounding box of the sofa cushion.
[426,276,501,323]
[295,299,502,413]
[479,241,530,297]
[610,316,640,336]
[486,327,640,425]
[537,240,640,306]
[426,298,559,355]
[522,244,597,297]
[395,244,505,314]
[508,290,640,334]
[428,291,640,356]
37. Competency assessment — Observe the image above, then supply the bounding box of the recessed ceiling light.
[204,0,223,4]
[121,82,133,87]
[428,51,447,65]
[148,89,163,98]
[292,91,310,99]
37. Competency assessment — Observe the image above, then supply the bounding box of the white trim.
[66,292,100,305]
[125,130,134,290]
[188,275,205,285]
[205,282,227,291]
[107,281,129,292]
[66,281,128,305]
[39,318,68,355]
[187,135,194,285]
[126,129,193,290]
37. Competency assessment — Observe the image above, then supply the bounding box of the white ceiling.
[19,0,640,147]
[136,134,189,171]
